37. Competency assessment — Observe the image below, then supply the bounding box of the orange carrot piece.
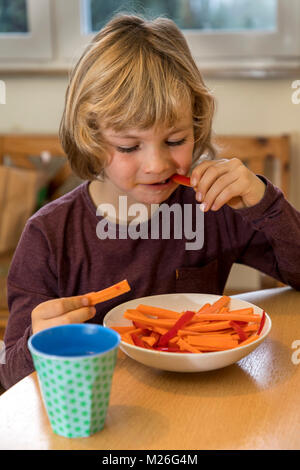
[169,335,180,344]
[152,326,169,335]
[183,320,232,332]
[122,332,135,345]
[124,309,175,328]
[190,312,260,323]
[136,304,181,319]
[238,334,260,347]
[110,326,136,334]
[186,334,238,349]
[177,338,202,353]
[201,295,231,313]
[142,336,157,347]
[86,279,131,306]
[197,303,211,312]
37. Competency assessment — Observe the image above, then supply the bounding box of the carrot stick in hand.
[86,279,131,306]
[171,174,191,187]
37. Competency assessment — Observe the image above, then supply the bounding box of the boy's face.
[101,109,194,206]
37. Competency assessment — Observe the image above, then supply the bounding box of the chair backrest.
[213,134,290,290]
[0,134,73,199]
[0,134,66,167]
[213,134,290,198]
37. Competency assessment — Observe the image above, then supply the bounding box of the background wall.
[0,74,299,290]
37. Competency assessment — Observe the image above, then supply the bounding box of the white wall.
[0,74,299,290]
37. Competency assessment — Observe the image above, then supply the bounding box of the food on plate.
[109,295,266,353]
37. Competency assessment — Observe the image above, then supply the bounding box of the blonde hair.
[59,13,217,181]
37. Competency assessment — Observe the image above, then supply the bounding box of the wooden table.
[1,287,299,450]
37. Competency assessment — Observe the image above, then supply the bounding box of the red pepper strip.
[131,333,149,349]
[171,174,191,187]
[257,311,266,335]
[158,310,195,347]
[229,321,248,342]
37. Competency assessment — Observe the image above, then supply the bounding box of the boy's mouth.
[149,177,172,186]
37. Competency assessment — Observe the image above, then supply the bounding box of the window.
[60,0,300,77]
[0,0,299,77]
[0,0,52,60]
[0,0,29,33]
[84,0,277,33]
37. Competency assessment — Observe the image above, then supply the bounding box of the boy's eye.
[117,138,186,153]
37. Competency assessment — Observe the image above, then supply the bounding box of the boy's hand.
[190,158,266,211]
[31,295,96,334]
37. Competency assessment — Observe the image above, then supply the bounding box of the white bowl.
[103,293,271,372]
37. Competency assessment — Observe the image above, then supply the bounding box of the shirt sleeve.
[232,175,300,290]
[0,217,58,389]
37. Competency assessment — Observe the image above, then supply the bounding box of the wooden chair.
[0,134,73,200]
[213,134,290,289]
[0,135,74,333]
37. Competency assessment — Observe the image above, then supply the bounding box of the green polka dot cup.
[28,324,120,438]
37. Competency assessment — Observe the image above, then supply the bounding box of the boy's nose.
[142,148,171,174]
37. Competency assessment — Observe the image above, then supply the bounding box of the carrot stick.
[122,332,135,345]
[171,174,191,187]
[110,326,136,334]
[142,336,157,347]
[124,309,175,328]
[201,295,231,313]
[136,304,181,319]
[238,334,260,347]
[177,338,202,353]
[183,320,232,332]
[86,279,131,305]
[152,326,169,335]
[197,303,211,312]
[190,313,261,323]
[186,334,238,349]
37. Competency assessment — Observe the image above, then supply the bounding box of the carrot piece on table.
[171,174,191,187]
[86,279,131,306]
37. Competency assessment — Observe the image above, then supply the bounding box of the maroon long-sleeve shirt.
[1,175,300,389]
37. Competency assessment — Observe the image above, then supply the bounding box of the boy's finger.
[34,295,91,319]
[190,161,213,187]
[63,306,96,324]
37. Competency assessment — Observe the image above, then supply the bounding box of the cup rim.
[28,323,120,360]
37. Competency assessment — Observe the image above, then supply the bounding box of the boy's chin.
[136,187,176,205]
